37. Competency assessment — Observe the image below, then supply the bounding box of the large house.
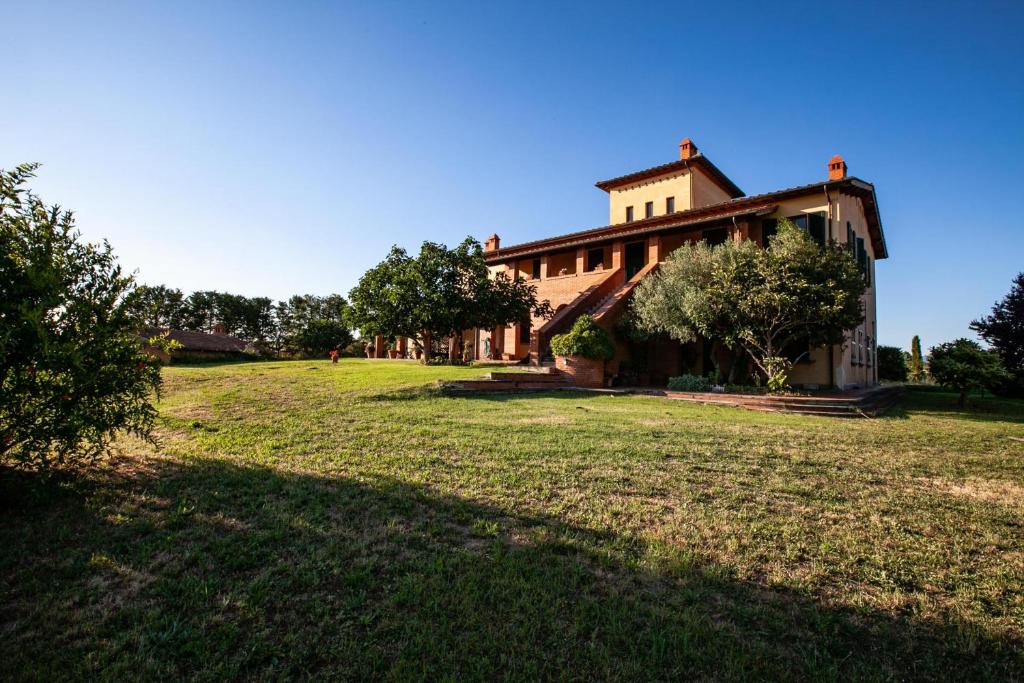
[469,138,886,389]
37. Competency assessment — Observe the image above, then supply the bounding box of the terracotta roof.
[140,327,248,353]
[594,152,744,198]
[486,176,887,262]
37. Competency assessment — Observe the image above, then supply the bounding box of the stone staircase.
[532,267,624,361]
[591,261,660,329]
[445,368,569,392]
[442,377,902,418]
[639,385,904,418]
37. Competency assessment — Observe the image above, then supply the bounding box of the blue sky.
[4,1,1022,349]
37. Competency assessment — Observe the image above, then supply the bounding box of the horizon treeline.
[124,285,356,356]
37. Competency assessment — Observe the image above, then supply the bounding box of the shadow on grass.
[881,386,1024,424]
[1,458,1020,681]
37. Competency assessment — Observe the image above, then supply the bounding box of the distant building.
[140,325,248,363]
[473,138,886,389]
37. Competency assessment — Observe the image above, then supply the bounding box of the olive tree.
[633,220,866,391]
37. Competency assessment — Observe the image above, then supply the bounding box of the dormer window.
[625,206,634,223]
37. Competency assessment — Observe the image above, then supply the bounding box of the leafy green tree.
[294,319,354,357]
[971,273,1024,397]
[275,294,352,357]
[927,339,1006,408]
[349,237,551,362]
[181,290,219,332]
[124,284,186,328]
[0,163,162,470]
[908,335,925,382]
[633,220,866,391]
[550,315,615,360]
[877,345,909,382]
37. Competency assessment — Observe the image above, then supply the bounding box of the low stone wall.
[556,356,605,388]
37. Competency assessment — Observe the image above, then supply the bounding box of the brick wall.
[556,355,606,388]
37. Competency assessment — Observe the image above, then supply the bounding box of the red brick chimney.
[828,155,847,180]
[678,137,698,160]
[484,233,500,253]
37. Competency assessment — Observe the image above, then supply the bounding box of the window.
[784,212,826,246]
[762,218,778,247]
[586,247,604,272]
[519,319,531,344]
[666,196,675,213]
[531,258,541,280]
[847,221,854,251]
[625,206,634,222]
[645,201,654,219]
[808,212,827,246]
[703,227,729,246]
[856,237,867,279]
[867,336,874,367]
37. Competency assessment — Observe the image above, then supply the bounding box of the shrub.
[549,315,615,361]
[1,164,162,471]
[877,345,909,382]
[667,374,711,392]
[342,340,366,357]
[927,338,1007,408]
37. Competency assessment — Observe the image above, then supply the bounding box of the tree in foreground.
[971,272,1024,397]
[908,335,926,383]
[348,238,551,362]
[0,164,162,470]
[877,345,909,382]
[927,338,1006,408]
[633,221,866,391]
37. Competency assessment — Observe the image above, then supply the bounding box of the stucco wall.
[608,170,692,224]
[690,167,734,208]
[762,191,879,388]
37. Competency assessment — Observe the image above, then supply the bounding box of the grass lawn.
[2,360,1023,681]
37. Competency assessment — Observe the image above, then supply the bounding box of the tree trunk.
[421,331,432,364]
[958,389,967,408]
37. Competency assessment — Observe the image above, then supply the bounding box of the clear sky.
[4,1,1022,349]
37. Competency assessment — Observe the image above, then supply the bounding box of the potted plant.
[549,315,615,388]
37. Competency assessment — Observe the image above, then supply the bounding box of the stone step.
[450,379,568,392]
[484,370,561,381]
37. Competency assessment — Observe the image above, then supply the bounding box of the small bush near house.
[667,374,711,392]
[877,345,909,382]
[550,315,615,361]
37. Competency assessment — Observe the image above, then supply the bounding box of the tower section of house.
[479,139,887,390]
